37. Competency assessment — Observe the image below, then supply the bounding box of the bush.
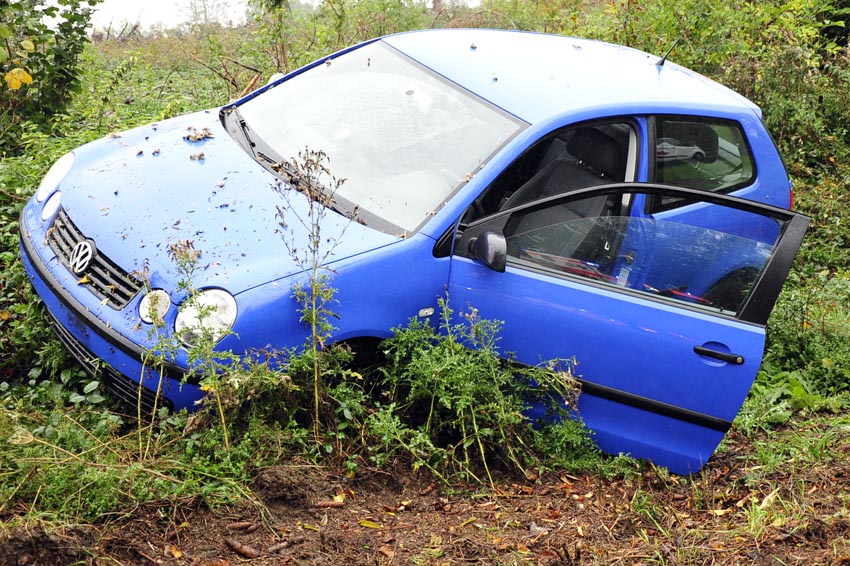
[373,301,597,483]
[1,0,101,155]
[766,270,850,397]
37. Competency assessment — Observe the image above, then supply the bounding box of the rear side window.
[650,116,755,212]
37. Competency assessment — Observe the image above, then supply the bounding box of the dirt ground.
[2,428,850,566]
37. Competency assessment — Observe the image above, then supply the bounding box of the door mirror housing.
[469,230,507,272]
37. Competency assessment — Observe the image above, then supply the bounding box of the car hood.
[57,110,399,297]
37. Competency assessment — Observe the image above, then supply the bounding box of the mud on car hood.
[54,110,397,296]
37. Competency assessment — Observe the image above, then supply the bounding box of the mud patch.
[0,525,93,566]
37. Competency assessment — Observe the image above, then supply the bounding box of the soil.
[2,429,850,566]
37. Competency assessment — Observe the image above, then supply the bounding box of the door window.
[501,188,780,317]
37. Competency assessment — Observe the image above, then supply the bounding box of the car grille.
[47,207,142,309]
[45,309,173,414]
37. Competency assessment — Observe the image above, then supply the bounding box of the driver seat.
[501,127,626,211]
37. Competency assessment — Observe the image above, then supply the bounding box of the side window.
[650,116,755,212]
[469,121,635,219]
[503,189,780,317]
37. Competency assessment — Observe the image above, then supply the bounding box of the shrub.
[1,0,101,155]
[766,270,850,397]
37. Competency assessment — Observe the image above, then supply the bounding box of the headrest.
[566,128,625,180]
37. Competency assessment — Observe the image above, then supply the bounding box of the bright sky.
[90,0,250,30]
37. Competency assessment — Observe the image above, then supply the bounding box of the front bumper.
[19,213,204,412]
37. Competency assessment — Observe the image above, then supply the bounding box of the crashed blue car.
[20,29,808,474]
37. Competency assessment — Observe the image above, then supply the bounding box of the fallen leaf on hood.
[184,127,215,142]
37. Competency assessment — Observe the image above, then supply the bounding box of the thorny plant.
[271,148,357,445]
[136,239,240,456]
[133,257,172,459]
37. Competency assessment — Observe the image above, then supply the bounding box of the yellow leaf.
[20,39,35,52]
[358,519,382,529]
[709,508,732,516]
[333,493,346,504]
[77,275,92,285]
[4,71,19,90]
[4,68,32,90]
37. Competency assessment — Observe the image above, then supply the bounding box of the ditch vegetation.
[2,1,850,564]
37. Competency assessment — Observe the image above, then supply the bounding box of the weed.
[374,297,598,485]
[272,147,354,445]
[167,239,242,450]
[766,270,850,398]
[632,489,666,531]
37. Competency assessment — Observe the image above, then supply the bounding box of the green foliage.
[788,163,850,274]
[250,0,431,74]
[373,299,600,484]
[739,268,850,435]
[0,0,101,155]
[764,270,850,398]
[0,404,257,522]
[735,363,847,436]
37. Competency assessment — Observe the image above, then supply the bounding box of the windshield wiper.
[220,105,258,159]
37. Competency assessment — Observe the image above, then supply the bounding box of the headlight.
[41,191,61,221]
[174,289,237,347]
[139,289,171,324]
[36,152,74,203]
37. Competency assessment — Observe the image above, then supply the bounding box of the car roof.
[383,29,760,125]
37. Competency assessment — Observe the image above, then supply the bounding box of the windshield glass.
[231,41,524,234]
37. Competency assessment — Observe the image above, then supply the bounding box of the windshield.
[228,41,524,234]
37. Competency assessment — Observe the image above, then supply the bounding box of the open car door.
[448,184,809,474]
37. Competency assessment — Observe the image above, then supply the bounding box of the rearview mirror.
[468,230,507,272]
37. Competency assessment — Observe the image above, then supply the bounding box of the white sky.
[90,0,250,30]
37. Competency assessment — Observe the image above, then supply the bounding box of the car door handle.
[693,345,745,365]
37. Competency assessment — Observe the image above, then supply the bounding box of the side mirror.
[468,230,507,272]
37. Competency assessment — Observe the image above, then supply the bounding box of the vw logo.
[69,241,95,275]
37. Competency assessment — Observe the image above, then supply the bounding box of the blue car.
[20,29,808,474]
